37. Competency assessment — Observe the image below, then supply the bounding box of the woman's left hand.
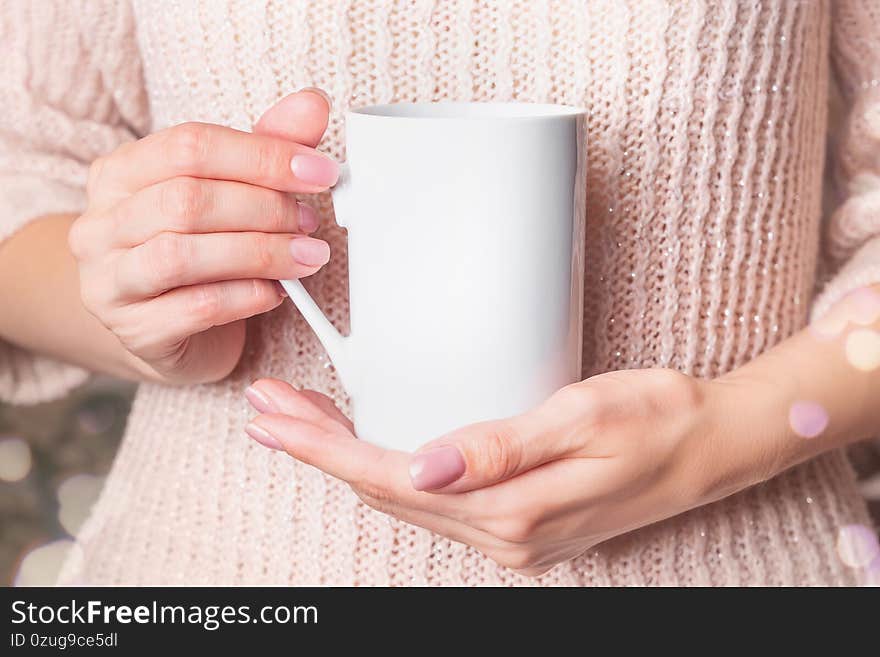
[244,368,747,576]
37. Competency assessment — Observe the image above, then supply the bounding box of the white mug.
[280,102,586,453]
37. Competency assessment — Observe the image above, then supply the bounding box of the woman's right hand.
[67,89,337,384]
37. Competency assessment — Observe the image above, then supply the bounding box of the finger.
[115,279,285,359]
[90,122,338,206]
[299,390,354,433]
[249,412,407,485]
[253,88,331,147]
[114,231,330,299]
[98,178,320,250]
[245,378,354,434]
[408,384,592,493]
[246,413,484,522]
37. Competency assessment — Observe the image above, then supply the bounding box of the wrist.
[687,372,797,506]
[695,360,848,507]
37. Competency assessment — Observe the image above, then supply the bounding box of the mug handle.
[278,162,355,394]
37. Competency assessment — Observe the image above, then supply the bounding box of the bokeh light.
[788,401,829,439]
[0,437,32,483]
[845,287,880,325]
[57,474,105,536]
[836,524,880,569]
[810,312,849,341]
[810,287,880,340]
[845,329,880,372]
[13,539,79,587]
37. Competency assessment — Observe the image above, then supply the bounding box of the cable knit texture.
[1,0,878,585]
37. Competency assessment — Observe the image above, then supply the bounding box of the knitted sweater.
[1,0,878,586]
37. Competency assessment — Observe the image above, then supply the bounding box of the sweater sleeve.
[812,1,880,320]
[0,0,149,404]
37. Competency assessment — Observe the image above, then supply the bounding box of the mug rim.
[348,101,586,121]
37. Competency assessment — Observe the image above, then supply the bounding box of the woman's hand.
[243,287,880,576]
[67,89,338,384]
[243,369,725,576]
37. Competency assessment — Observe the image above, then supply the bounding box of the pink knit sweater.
[2,0,879,585]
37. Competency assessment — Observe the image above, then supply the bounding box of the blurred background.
[0,377,135,586]
[1,374,879,586]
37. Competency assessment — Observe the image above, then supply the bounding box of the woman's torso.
[59,0,870,585]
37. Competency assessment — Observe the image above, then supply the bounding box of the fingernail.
[291,153,339,186]
[290,237,330,266]
[409,446,466,491]
[298,86,332,108]
[274,281,289,298]
[245,384,279,413]
[245,422,284,451]
[297,201,319,233]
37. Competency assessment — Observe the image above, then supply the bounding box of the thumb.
[408,403,577,493]
[252,87,331,147]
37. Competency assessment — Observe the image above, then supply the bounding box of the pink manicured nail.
[245,422,284,451]
[297,202,319,233]
[291,153,339,186]
[298,86,332,108]
[290,237,330,266]
[245,384,279,413]
[409,446,466,491]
